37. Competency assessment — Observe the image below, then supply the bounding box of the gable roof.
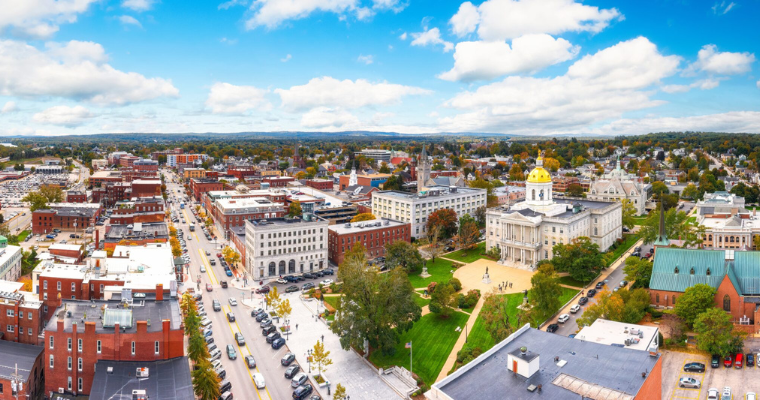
[649,248,727,292]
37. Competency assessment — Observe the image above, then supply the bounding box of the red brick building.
[118,155,139,168]
[213,198,286,239]
[109,198,165,225]
[89,171,122,187]
[262,176,294,188]
[190,178,224,201]
[305,179,333,190]
[0,288,44,345]
[230,226,246,270]
[44,291,184,396]
[32,204,102,235]
[49,244,85,263]
[121,168,158,182]
[66,191,87,203]
[327,219,410,265]
[227,166,256,181]
[131,180,162,198]
[0,341,44,400]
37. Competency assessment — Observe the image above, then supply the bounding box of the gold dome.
[527,167,552,183]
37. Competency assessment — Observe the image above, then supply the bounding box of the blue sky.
[0,0,758,136]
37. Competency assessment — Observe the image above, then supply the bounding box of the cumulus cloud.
[592,111,760,136]
[439,34,579,82]
[118,15,143,28]
[205,82,270,114]
[33,105,95,127]
[686,44,755,75]
[0,39,179,105]
[0,0,98,38]
[1,101,18,114]
[245,0,357,29]
[452,0,621,42]
[399,32,407,40]
[275,76,431,112]
[301,107,360,129]
[122,0,156,12]
[411,28,453,52]
[438,37,680,134]
[661,78,725,94]
[357,54,374,64]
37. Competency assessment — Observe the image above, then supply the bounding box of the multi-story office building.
[214,198,286,239]
[327,219,410,265]
[167,154,208,167]
[244,217,328,280]
[354,149,392,163]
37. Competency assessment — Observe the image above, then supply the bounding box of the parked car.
[252,373,266,389]
[284,275,298,283]
[570,305,581,314]
[285,285,299,293]
[266,332,282,344]
[748,353,755,367]
[277,278,288,284]
[678,377,701,389]
[735,353,743,368]
[683,362,705,372]
[292,384,314,400]
[255,312,270,322]
[724,355,733,368]
[619,280,628,288]
[291,373,308,388]
[256,286,271,294]
[578,297,588,305]
[225,269,233,277]
[272,338,286,349]
[746,392,757,400]
[558,314,570,323]
[595,282,604,290]
[285,364,301,379]
[302,283,315,291]
[323,268,334,275]
[721,387,732,400]
[320,279,334,286]
[245,355,256,369]
[711,355,721,368]
[546,324,559,333]
[262,325,276,336]
[226,344,237,360]
[706,388,719,400]
[303,272,316,279]
[220,380,232,394]
[587,289,597,298]
[281,353,296,366]
[260,319,273,329]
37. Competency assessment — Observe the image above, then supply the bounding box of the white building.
[244,217,329,280]
[371,186,487,239]
[587,157,651,215]
[0,236,23,282]
[92,159,108,170]
[486,155,622,270]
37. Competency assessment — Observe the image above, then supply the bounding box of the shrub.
[455,344,483,365]
[427,282,437,294]
[448,277,462,292]
[458,289,481,309]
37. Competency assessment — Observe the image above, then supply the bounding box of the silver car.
[679,377,700,389]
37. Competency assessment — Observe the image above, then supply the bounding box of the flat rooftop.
[45,298,182,334]
[329,218,407,234]
[0,341,43,382]
[574,319,659,352]
[105,222,169,240]
[376,187,486,200]
[216,197,283,213]
[432,325,660,400]
[246,217,327,230]
[89,357,193,400]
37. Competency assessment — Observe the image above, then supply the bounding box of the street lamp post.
[307,349,312,373]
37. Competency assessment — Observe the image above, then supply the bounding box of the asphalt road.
[164,170,322,400]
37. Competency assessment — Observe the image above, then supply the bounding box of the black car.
[281,352,296,366]
[302,283,315,291]
[292,384,313,400]
[220,281,228,288]
[266,332,282,343]
[683,362,705,372]
[314,270,324,277]
[546,323,559,333]
[285,285,299,293]
[711,354,721,368]
[272,338,286,349]
[303,272,316,279]
[256,312,270,322]
[262,325,276,336]
[578,296,588,305]
[587,289,597,298]
[748,353,756,367]
[285,364,301,379]
[295,275,306,281]
[245,355,256,369]
[322,268,334,275]
[285,275,298,283]
[595,282,604,290]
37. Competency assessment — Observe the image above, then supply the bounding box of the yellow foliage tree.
[350,213,376,223]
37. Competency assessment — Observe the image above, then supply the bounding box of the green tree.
[621,199,637,229]
[188,331,209,363]
[567,183,584,197]
[480,290,513,342]
[674,284,717,327]
[639,207,693,245]
[382,175,404,191]
[287,201,302,217]
[681,183,700,200]
[384,240,424,274]
[651,181,669,198]
[429,282,456,318]
[623,257,653,288]
[192,360,221,400]
[528,264,562,322]
[331,253,421,355]
[22,191,51,211]
[426,208,457,239]
[694,308,744,357]
[618,288,651,323]
[551,237,605,283]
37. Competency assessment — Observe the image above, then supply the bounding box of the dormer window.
[706,268,711,276]
[690,267,695,275]
[674,266,679,274]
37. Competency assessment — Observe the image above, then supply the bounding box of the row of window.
[260,228,324,240]
[49,337,160,355]
[261,244,323,256]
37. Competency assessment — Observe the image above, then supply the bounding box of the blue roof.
[649,248,727,292]
[731,252,760,296]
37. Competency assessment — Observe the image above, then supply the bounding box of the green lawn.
[443,242,487,264]
[604,234,640,267]
[465,287,579,353]
[557,275,585,288]
[413,292,430,308]
[408,258,454,289]
[369,311,469,386]
[632,216,648,225]
[322,295,341,310]
[17,230,30,241]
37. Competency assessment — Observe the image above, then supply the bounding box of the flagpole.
[410,341,413,375]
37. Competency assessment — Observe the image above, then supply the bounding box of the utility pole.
[11,363,24,400]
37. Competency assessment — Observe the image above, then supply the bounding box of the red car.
[206,283,213,292]
[217,253,222,258]
[724,355,733,367]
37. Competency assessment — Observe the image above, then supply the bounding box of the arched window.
[532,189,536,200]
[268,262,276,276]
[540,189,544,199]
[723,294,731,312]
[278,260,286,275]
[288,259,296,273]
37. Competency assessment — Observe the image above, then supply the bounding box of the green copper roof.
[649,248,726,292]
[731,252,760,296]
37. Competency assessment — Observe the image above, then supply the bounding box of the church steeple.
[654,201,670,246]
[417,145,430,193]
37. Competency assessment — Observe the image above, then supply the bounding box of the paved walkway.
[435,296,485,382]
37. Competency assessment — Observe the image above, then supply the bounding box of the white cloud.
[662,77,725,93]
[33,105,94,127]
[411,28,453,52]
[757,80,760,90]
[281,54,292,62]
[122,0,155,12]
[1,101,17,114]
[218,0,247,10]
[301,107,359,128]
[372,0,407,12]
[245,0,359,29]
[205,82,270,114]
[118,15,143,28]
[592,111,760,136]
[687,44,755,75]
[275,76,431,112]
[439,34,579,82]
[0,0,98,38]
[712,1,736,14]
[0,39,179,105]
[220,37,237,45]
[357,54,374,64]
[449,2,479,37]
[439,37,680,134]
[399,32,407,40]
[465,0,621,41]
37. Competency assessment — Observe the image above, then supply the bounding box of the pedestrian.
[498,284,502,291]
[296,324,299,330]
[510,282,512,289]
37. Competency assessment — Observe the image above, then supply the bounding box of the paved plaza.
[451,258,535,294]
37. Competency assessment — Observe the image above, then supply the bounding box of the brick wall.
[634,354,662,400]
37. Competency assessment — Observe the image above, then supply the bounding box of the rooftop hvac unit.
[136,367,150,378]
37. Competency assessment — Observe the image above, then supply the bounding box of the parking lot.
[0,173,71,208]
[663,350,760,399]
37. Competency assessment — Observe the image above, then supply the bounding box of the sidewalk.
[435,297,485,382]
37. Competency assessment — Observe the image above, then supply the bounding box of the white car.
[570,304,581,314]
[558,314,570,323]
[200,265,206,273]
[746,392,757,400]
[678,377,700,389]
[721,387,731,400]
[321,279,334,286]
[252,372,266,389]
[228,298,237,306]
[276,278,288,284]
[707,388,719,400]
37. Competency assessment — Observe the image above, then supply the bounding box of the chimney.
[95,229,100,249]
[156,284,163,301]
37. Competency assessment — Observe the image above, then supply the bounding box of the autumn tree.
[480,290,513,342]
[508,164,524,181]
[576,290,624,327]
[265,286,281,310]
[543,157,560,172]
[426,208,457,239]
[333,384,348,400]
[427,225,444,263]
[457,214,480,251]
[287,201,302,217]
[312,340,333,378]
[528,264,562,322]
[222,246,241,268]
[351,213,376,223]
[429,282,456,318]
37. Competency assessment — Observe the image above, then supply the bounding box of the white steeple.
[349,168,358,186]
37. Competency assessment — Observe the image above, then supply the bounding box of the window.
[5,310,12,317]
[132,341,136,355]
[57,281,61,290]
[78,338,82,351]
[6,325,13,333]
[78,357,82,371]
[43,281,47,290]
[28,312,32,320]
[49,355,54,368]
[68,376,72,391]
[97,340,102,353]
[723,294,731,311]
[67,356,72,370]
[71,283,76,291]
[68,338,72,350]
[28,328,32,335]
[49,336,54,349]
[656,293,659,303]
[155,341,160,354]
[78,377,83,392]
[18,311,23,319]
